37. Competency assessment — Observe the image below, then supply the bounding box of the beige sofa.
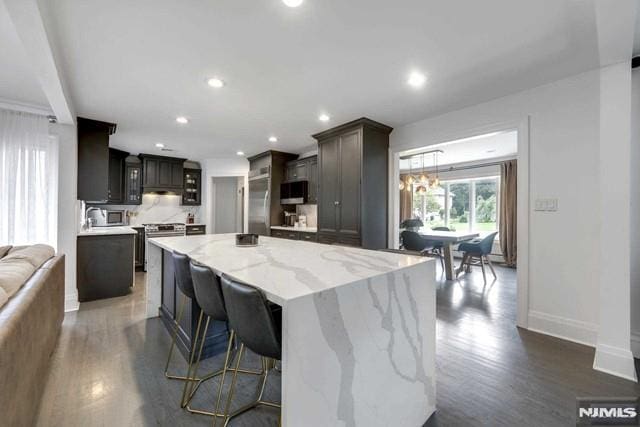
[0,245,64,427]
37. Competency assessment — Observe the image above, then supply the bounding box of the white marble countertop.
[77,226,138,237]
[271,225,317,233]
[149,234,431,305]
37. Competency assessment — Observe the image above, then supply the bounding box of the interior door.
[338,129,361,237]
[248,177,269,235]
[318,137,339,233]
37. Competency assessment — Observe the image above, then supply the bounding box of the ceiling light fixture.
[155,143,165,148]
[269,136,278,143]
[318,113,330,122]
[283,0,304,7]
[207,77,225,88]
[176,116,189,124]
[236,151,245,156]
[407,71,427,88]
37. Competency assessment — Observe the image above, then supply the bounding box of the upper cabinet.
[313,118,392,249]
[108,148,128,204]
[77,118,117,203]
[284,155,318,204]
[124,156,142,204]
[182,168,202,205]
[139,154,185,192]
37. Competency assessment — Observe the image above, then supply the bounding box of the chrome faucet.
[84,207,102,229]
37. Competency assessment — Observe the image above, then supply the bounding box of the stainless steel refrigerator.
[248,167,270,235]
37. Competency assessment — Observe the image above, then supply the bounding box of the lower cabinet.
[132,227,145,269]
[270,229,318,242]
[159,249,229,360]
[317,232,360,247]
[77,234,134,302]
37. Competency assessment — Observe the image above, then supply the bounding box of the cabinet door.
[108,150,124,203]
[143,158,158,187]
[171,162,184,187]
[337,129,361,237]
[77,127,109,202]
[125,165,142,204]
[158,160,172,186]
[318,138,339,233]
[307,157,318,203]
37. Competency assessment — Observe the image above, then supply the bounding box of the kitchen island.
[146,234,436,427]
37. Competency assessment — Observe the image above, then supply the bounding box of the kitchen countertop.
[77,226,138,237]
[270,225,317,233]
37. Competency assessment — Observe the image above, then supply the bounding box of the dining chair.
[400,230,434,254]
[424,226,449,269]
[456,232,498,283]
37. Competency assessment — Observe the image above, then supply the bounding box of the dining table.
[417,229,479,280]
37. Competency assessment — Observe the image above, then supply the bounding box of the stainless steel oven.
[143,223,186,271]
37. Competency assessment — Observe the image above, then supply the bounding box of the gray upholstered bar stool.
[165,251,216,408]
[219,275,282,427]
[184,261,262,419]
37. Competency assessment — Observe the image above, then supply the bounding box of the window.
[410,176,499,235]
[0,109,58,247]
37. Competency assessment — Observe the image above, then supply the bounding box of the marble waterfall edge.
[282,261,436,426]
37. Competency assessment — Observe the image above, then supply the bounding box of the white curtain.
[0,109,59,247]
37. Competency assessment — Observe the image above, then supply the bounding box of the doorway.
[210,176,244,233]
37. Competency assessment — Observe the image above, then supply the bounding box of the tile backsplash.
[296,204,317,227]
[104,194,202,225]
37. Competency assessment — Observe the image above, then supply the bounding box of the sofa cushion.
[0,246,11,259]
[3,245,55,269]
[0,245,54,303]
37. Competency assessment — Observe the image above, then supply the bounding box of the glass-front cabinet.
[182,168,202,205]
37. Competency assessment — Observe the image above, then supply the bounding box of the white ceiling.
[0,2,48,108]
[3,0,606,160]
[399,130,518,170]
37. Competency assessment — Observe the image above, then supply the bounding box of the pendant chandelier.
[399,149,443,192]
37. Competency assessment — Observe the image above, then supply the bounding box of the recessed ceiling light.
[318,114,330,122]
[486,149,497,153]
[236,151,245,156]
[269,136,278,143]
[282,0,303,7]
[176,116,189,124]
[155,143,165,148]
[407,71,427,88]
[207,77,225,88]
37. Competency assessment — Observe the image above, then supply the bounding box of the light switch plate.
[534,198,559,212]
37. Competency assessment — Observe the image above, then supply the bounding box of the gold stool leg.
[212,330,236,426]
[222,343,245,427]
[181,310,208,407]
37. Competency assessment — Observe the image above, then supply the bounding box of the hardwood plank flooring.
[35,265,639,427]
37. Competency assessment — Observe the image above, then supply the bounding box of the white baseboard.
[631,332,640,359]
[594,343,638,382]
[64,291,79,312]
[527,310,597,347]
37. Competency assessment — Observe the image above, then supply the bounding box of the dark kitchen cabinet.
[307,156,318,203]
[77,118,116,203]
[186,224,206,235]
[286,159,308,181]
[313,118,392,250]
[182,168,202,205]
[132,227,145,269]
[124,157,142,204]
[139,154,186,192]
[270,228,317,242]
[108,148,127,204]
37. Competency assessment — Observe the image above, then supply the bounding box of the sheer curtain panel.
[0,109,59,247]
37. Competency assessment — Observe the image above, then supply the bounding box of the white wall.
[202,157,250,234]
[630,67,640,357]
[51,122,79,311]
[391,68,602,342]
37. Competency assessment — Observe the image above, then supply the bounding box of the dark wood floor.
[36,264,640,427]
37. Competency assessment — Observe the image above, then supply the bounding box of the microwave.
[87,208,128,227]
[280,181,308,205]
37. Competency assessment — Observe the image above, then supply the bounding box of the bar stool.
[219,275,282,427]
[184,261,262,418]
[165,251,216,407]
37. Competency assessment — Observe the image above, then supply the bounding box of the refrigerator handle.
[263,190,269,230]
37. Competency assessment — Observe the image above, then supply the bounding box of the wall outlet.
[534,198,558,212]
